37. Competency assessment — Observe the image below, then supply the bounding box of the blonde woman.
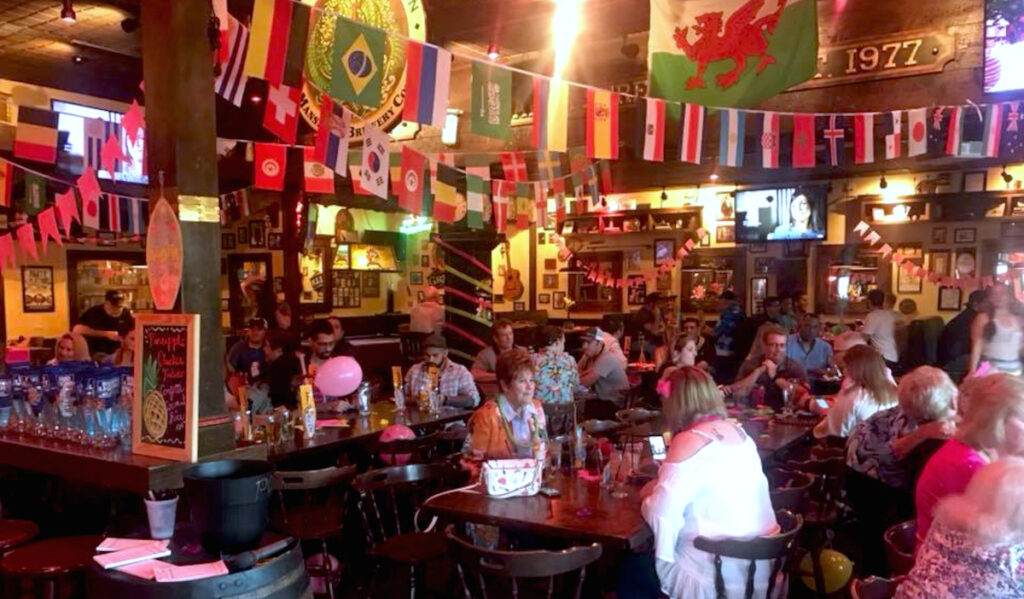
[916,373,1024,543]
[896,458,1024,599]
[812,344,897,439]
[641,367,777,598]
[46,332,91,365]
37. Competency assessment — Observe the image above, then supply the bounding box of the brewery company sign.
[300,0,426,141]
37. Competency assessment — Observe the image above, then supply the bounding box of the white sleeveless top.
[983,317,1024,373]
[641,423,781,599]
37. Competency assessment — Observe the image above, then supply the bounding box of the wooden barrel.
[86,541,310,599]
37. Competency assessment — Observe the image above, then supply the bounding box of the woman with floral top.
[465,348,548,461]
[896,458,1024,599]
[532,326,579,405]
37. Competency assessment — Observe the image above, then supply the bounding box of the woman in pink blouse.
[916,373,1024,543]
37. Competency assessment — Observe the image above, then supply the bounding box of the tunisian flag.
[254,143,287,191]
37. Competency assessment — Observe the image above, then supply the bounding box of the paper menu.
[93,541,172,569]
[96,538,170,553]
[116,559,165,580]
[153,560,229,582]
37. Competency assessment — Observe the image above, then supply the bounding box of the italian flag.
[648,0,818,107]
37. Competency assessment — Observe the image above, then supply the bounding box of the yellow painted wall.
[3,247,69,340]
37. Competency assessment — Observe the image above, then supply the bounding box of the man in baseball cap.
[578,327,629,408]
[73,289,135,359]
[404,333,479,408]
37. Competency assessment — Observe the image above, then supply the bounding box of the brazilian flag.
[331,17,386,107]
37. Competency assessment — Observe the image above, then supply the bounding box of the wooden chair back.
[398,325,428,366]
[445,524,602,599]
[851,576,905,599]
[543,402,576,437]
[351,464,452,549]
[781,456,846,525]
[883,520,917,576]
[766,470,814,513]
[692,510,803,599]
[373,431,442,466]
[271,464,357,536]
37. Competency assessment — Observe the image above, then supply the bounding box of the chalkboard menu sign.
[132,313,199,461]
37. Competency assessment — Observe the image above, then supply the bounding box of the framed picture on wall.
[931,227,947,244]
[897,262,923,294]
[938,286,962,311]
[955,248,977,279]
[495,294,505,304]
[221,233,236,251]
[21,266,54,313]
[361,271,381,298]
[267,233,282,250]
[544,258,557,270]
[538,293,551,304]
[627,276,647,305]
[273,277,284,294]
[537,232,546,244]
[420,255,430,267]
[929,250,950,276]
[543,274,558,289]
[715,225,735,243]
[750,276,767,314]
[553,291,566,310]
[962,171,987,192]
[654,239,675,266]
[748,242,767,253]
[237,226,248,245]
[249,220,266,248]
[409,271,423,285]
[954,228,976,244]
[699,232,711,247]
[513,301,526,311]
[656,271,672,291]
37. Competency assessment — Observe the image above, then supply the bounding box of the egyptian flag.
[907,108,927,156]
[14,106,59,164]
[637,98,666,161]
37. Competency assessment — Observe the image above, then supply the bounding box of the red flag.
[399,147,428,214]
[122,100,145,145]
[0,234,15,271]
[55,189,80,237]
[254,143,287,190]
[101,133,127,176]
[0,160,12,207]
[792,114,816,168]
[16,223,36,261]
[262,83,301,145]
[500,152,528,181]
[853,114,875,164]
[36,207,61,254]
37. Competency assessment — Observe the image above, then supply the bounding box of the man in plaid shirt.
[404,333,480,409]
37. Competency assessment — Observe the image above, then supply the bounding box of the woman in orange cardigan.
[465,348,548,462]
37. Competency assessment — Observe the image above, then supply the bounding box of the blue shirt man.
[785,313,833,375]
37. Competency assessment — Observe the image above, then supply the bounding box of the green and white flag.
[466,174,487,230]
[470,62,512,140]
[648,0,817,107]
[24,173,46,216]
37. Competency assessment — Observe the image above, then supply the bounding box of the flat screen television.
[985,0,1024,92]
[734,186,827,243]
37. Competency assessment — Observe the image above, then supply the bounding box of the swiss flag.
[254,143,287,191]
[262,83,301,145]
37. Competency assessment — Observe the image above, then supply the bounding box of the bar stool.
[0,519,39,553]
[1,535,102,599]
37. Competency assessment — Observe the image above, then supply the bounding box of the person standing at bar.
[73,290,134,360]
[938,289,986,375]
[968,283,1024,376]
[778,293,799,333]
[863,289,900,368]
[405,334,479,408]
[635,293,665,356]
[409,287,445,334]
[711,290,745,381]
[225,318,268,382]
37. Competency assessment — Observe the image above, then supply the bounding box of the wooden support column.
[141,0,233,456]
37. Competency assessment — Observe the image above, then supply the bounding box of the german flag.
[14,106,58,164]
[244,0,309,87]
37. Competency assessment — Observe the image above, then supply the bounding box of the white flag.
[907,108,927,157]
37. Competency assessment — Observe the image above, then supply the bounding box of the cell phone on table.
[648,435,667,461]
[814,397,830,409]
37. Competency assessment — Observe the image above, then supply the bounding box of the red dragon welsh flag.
[648,0,817,107]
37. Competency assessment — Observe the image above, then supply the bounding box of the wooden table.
[618,415,814,460]
[268,401,471,462]
[423,471,651,549]
[0,433,267,494]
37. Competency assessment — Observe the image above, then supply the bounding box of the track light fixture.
[61,0,76,22]
[660,187,668,202]
[879,175,888,190]
[1002,165,1014,185]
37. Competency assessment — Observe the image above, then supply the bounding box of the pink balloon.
[314,356,363,397]
[379,424,416,465]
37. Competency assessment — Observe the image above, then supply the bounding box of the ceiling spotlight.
[879,175,888,189]
[71,55,84,64]
[709,172,719,182]
[1002,165,1014,185]
[660,187,668,202]
[249,94,262,103]
[486,43,499,60]
[61,0,76,22]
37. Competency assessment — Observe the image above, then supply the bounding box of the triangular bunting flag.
[36,207,62,254]
[55,189,79,237]
[16,223,36,261]
[0,234,15,271]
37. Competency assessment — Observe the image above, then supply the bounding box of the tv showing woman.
[768,192,823,240]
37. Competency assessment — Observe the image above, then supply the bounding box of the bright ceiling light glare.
[709,172,719,182]
[61,0,76,22]
[551,0,583,79]
[487,43,499,60]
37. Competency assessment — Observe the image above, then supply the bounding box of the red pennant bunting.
[36,207,62,253]
[101,133,128,175]
[121,100,145,144]
[0,234,16,271]
[16,223,36,261]
[55,189,80,237]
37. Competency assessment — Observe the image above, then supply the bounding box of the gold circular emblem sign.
[301,0,425,141]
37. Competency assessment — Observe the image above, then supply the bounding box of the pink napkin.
[316,419,350,428]
[154,560,229,582]
[97,538,170,552]
[117,559,166,580]
[93,541,171,569]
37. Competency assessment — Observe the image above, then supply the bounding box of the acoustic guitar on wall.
[501,240,524,301]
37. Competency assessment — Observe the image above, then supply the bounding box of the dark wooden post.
[141,0,233,455]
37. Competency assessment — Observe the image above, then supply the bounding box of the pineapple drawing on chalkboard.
[141,354,168,440]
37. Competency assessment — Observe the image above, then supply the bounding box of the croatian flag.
[718,109,745,167]
[761,112,780,168]
[403,41,451,128]
[314,96,351,176]
[679,103,704,164]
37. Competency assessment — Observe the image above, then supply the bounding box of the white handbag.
[481,458,542,497]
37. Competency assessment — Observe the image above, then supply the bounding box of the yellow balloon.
[799,549,853,594]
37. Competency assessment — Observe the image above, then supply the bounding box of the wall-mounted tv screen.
[985,1,1024,92]
[735,186,827,243]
